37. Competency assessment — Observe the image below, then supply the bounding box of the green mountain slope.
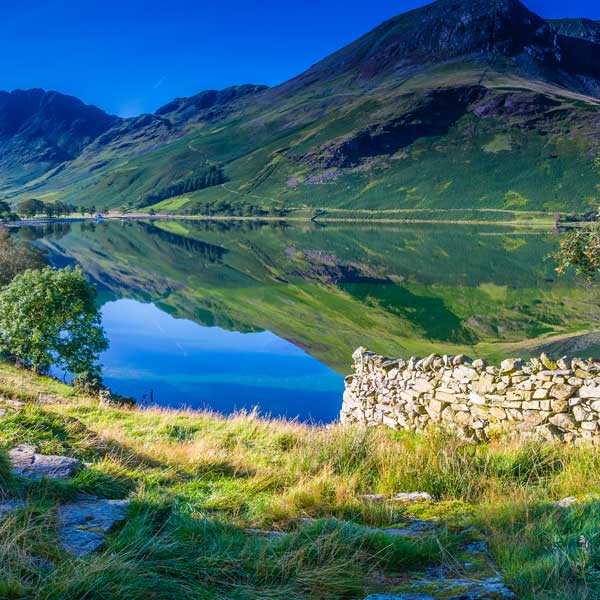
[4,0,600,213]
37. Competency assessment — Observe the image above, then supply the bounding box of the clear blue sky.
[1,0,599,117]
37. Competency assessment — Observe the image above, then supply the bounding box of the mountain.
[0,89,117,186]
[550,18,600,43]
[3,0,600,214]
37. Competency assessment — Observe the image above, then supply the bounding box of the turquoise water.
[98,299,344,422]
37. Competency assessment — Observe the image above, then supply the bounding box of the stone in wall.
[341,348,600,444]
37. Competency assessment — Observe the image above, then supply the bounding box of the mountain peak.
[288,0,557,85]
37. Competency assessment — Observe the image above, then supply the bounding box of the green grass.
[2,364,600,597]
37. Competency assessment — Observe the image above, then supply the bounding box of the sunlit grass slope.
[1,362,600,598]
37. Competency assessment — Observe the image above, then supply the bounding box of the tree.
[44,201,56,218]
[554,157,600,282]
[0,228,45,287]
[555,221,600,283]
[0,267,108,374]
[16,198,44,218]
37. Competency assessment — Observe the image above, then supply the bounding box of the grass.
[1,364,600,597]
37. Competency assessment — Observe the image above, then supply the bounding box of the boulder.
[8,444,81,479]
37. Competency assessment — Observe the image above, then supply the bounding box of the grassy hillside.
[9,64,600,216]
[2,362,600,598]
[4,0,600,215]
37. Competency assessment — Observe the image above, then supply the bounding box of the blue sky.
[1,0,599,116]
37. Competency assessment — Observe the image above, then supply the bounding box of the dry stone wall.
[341,347,600,444]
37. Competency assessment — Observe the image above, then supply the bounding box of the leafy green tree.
[555,221,600,283]
[555,158,600,282]
[0,228,45,287]
[16,198,44,218]
[0,201,17,221]
[0,267,108,374]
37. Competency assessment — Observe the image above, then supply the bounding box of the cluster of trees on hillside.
[137,167,225,208]
[182,199,289,217]
[0,229,108,385]
[15,198,78,218]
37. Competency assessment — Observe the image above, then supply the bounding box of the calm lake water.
[25,218,600,422]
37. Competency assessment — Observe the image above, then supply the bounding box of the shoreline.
[0,211,575,229]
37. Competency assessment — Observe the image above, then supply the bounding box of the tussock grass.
[1,365,600,597]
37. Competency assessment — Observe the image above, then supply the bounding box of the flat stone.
[390,492,434,503]
[246,528,284,539]
[0,499,26,519]
[381,520,437,538]
[8,444,81,480]
[57,496,130,557]
[556,496,578,508]
[580,386,600,399]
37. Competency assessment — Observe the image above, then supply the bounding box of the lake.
[23,218,600,421]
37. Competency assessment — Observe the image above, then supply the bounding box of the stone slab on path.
[8,444,82,479]
[57,496,130,557]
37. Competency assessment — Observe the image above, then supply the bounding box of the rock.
[580,386,600,399]
[556,496,577,507]
[381,520,437,537]
[0,499,26,519]
[8,444,82,479]
[452,354,468,366]
[549,414,577,430]
[550,384,575,401]
[390,492,434,503]
[540,353,558,370]
[500,358,523,374]
[57,496,130,557]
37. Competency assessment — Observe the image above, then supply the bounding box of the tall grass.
[2,366,600,597]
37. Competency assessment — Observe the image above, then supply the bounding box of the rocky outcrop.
[8,443,82,479]
[342,348,600,443]
[57,496,130,557]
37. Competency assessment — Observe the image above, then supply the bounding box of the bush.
[72,369,104,395]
